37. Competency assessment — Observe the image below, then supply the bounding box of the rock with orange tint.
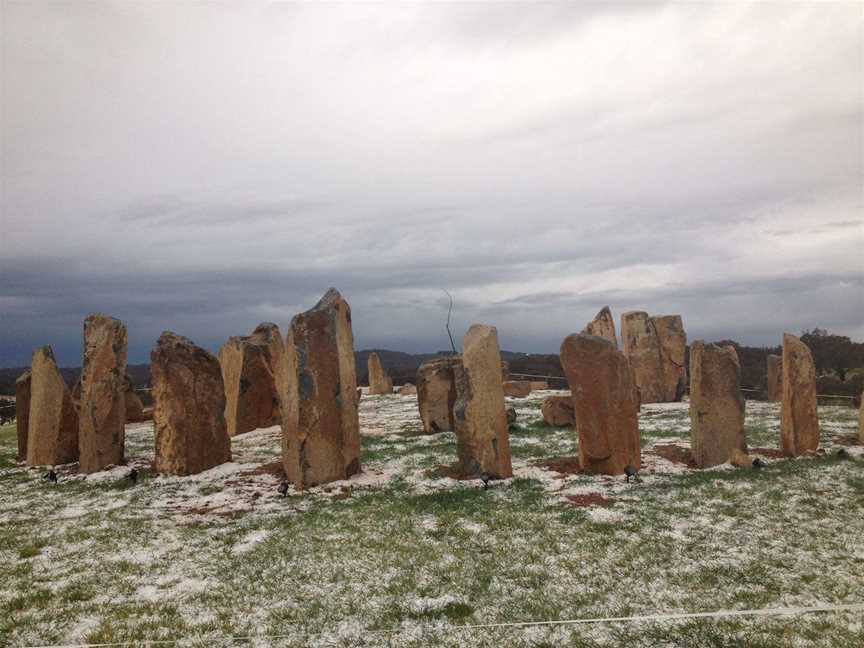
[501,361,510,382]
[284,288,361,488]
[583,306,618,348]
[529,381,549,391]
[416,357,461,434]
[399,383,417,395]
[15,370,31,462]
[780,333,819,456]
[689,341,747,468]
[541,394,575,427]
[620,311,686,403]
[27,346,79,466]
[560,334,640,475]
[767,355,782,402]
[151,331,231,475]
[453,325,513,478]
[123,374,146,423]
[502,381,532,398]
[367,352,393,395]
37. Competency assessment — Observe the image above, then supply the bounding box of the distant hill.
[0,364,151,397]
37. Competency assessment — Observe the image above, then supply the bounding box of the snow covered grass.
[1,392,863,647]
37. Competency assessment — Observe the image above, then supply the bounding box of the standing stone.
[416,357,461,434]
[123,374,146,423]
[27,346,78,466]
[859,390,863,444]
[367,352,393,395]
[284,288,361,488]
[583,306,618,348]
[151,332,231,475]
[689,341,747,468]
[780,333,819,456]
[502,381,532,398]
[541,394,575,427]
[621,311,686,403]
[501,361,510,382]
[15,371,31,462]
[78,314,128,473]
[399,383,417,395]
[219,324,282,436]
[561,334,640,475]
[453,325,513,478]
[766,355,782,402]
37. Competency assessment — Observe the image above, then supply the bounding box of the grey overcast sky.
[1,1,862,367]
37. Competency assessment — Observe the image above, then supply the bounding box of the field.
[1,391,863,648]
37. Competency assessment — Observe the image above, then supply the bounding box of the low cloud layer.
[2,2,862,366]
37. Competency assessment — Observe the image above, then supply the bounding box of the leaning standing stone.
[561,334,640,475]
[416,357,462,434]
[780,333,819,456]
[27,346,78,466]
[367,352,393,395]
[15,370,31,462]
[453,325,513,478]
[766,355,782,402]
[284,288,361,487]
[583,306,618,348]
[151,331,231,475]
[78,314,128,473]
[689,341,747,468]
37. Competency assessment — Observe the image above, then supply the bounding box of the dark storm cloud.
[1,1,862,367]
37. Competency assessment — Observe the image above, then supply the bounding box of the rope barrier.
[19,602,864,647]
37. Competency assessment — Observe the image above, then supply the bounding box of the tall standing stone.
[27,346,78,466]
[766,355,782,402]
[621,311,686,403]
[689,341,747,468]
[78,314,128,473]
[367,352,393,395]
[583,306,618,348]
[561,334,640,475]
[780,333,819,456]
[453,325,513,478]
[219,323,282,436]
[151,332,231,475]
[416,356,461,434]
[15,371,31,462]
[284,288,361,488]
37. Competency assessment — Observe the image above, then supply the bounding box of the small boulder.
[399,383,417,395]
[502,381,532,398]
[541,395,575,427]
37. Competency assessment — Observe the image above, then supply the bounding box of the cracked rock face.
[780,333,819,457]
[367,352,393,395]
[453,325,513,479]
[621,311,687,404]
[27,346,79,467]
[561,333,640,475]
[151,331,231,476]
[284,288,361,488]
[689,341,747,468]
[219,323,283,437]
[78,314,128,473]
[416,357,461,434]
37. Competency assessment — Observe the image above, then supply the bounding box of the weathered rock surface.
[416,357,461,434]
[78,314,128,473]
[123,374,146,423]
[583,306,618,348]
[529,381,549,391]
[541,394,575,427]
[151,331,231,475]
[501,361,510,382]
[284,288,361,488]
[620,311,687,403]
[399,383,417,395]
[859,390,863,444]
[16,371,31,462]
[561,334,640,475]
[219,324,283,436]
[689,341,747,468]
[453,325,513,478]
[767,355,782,402]
[502,381,532,398]
[367,352,393,395]
[780,333,819,456]
[729,447,752,468]
[27,346,79,466]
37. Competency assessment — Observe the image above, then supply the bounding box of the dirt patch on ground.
[651,444,697,468]
[832,435,862,447]
[537,456,582,475]
[565,493,614,507]
[749,447,786,458]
